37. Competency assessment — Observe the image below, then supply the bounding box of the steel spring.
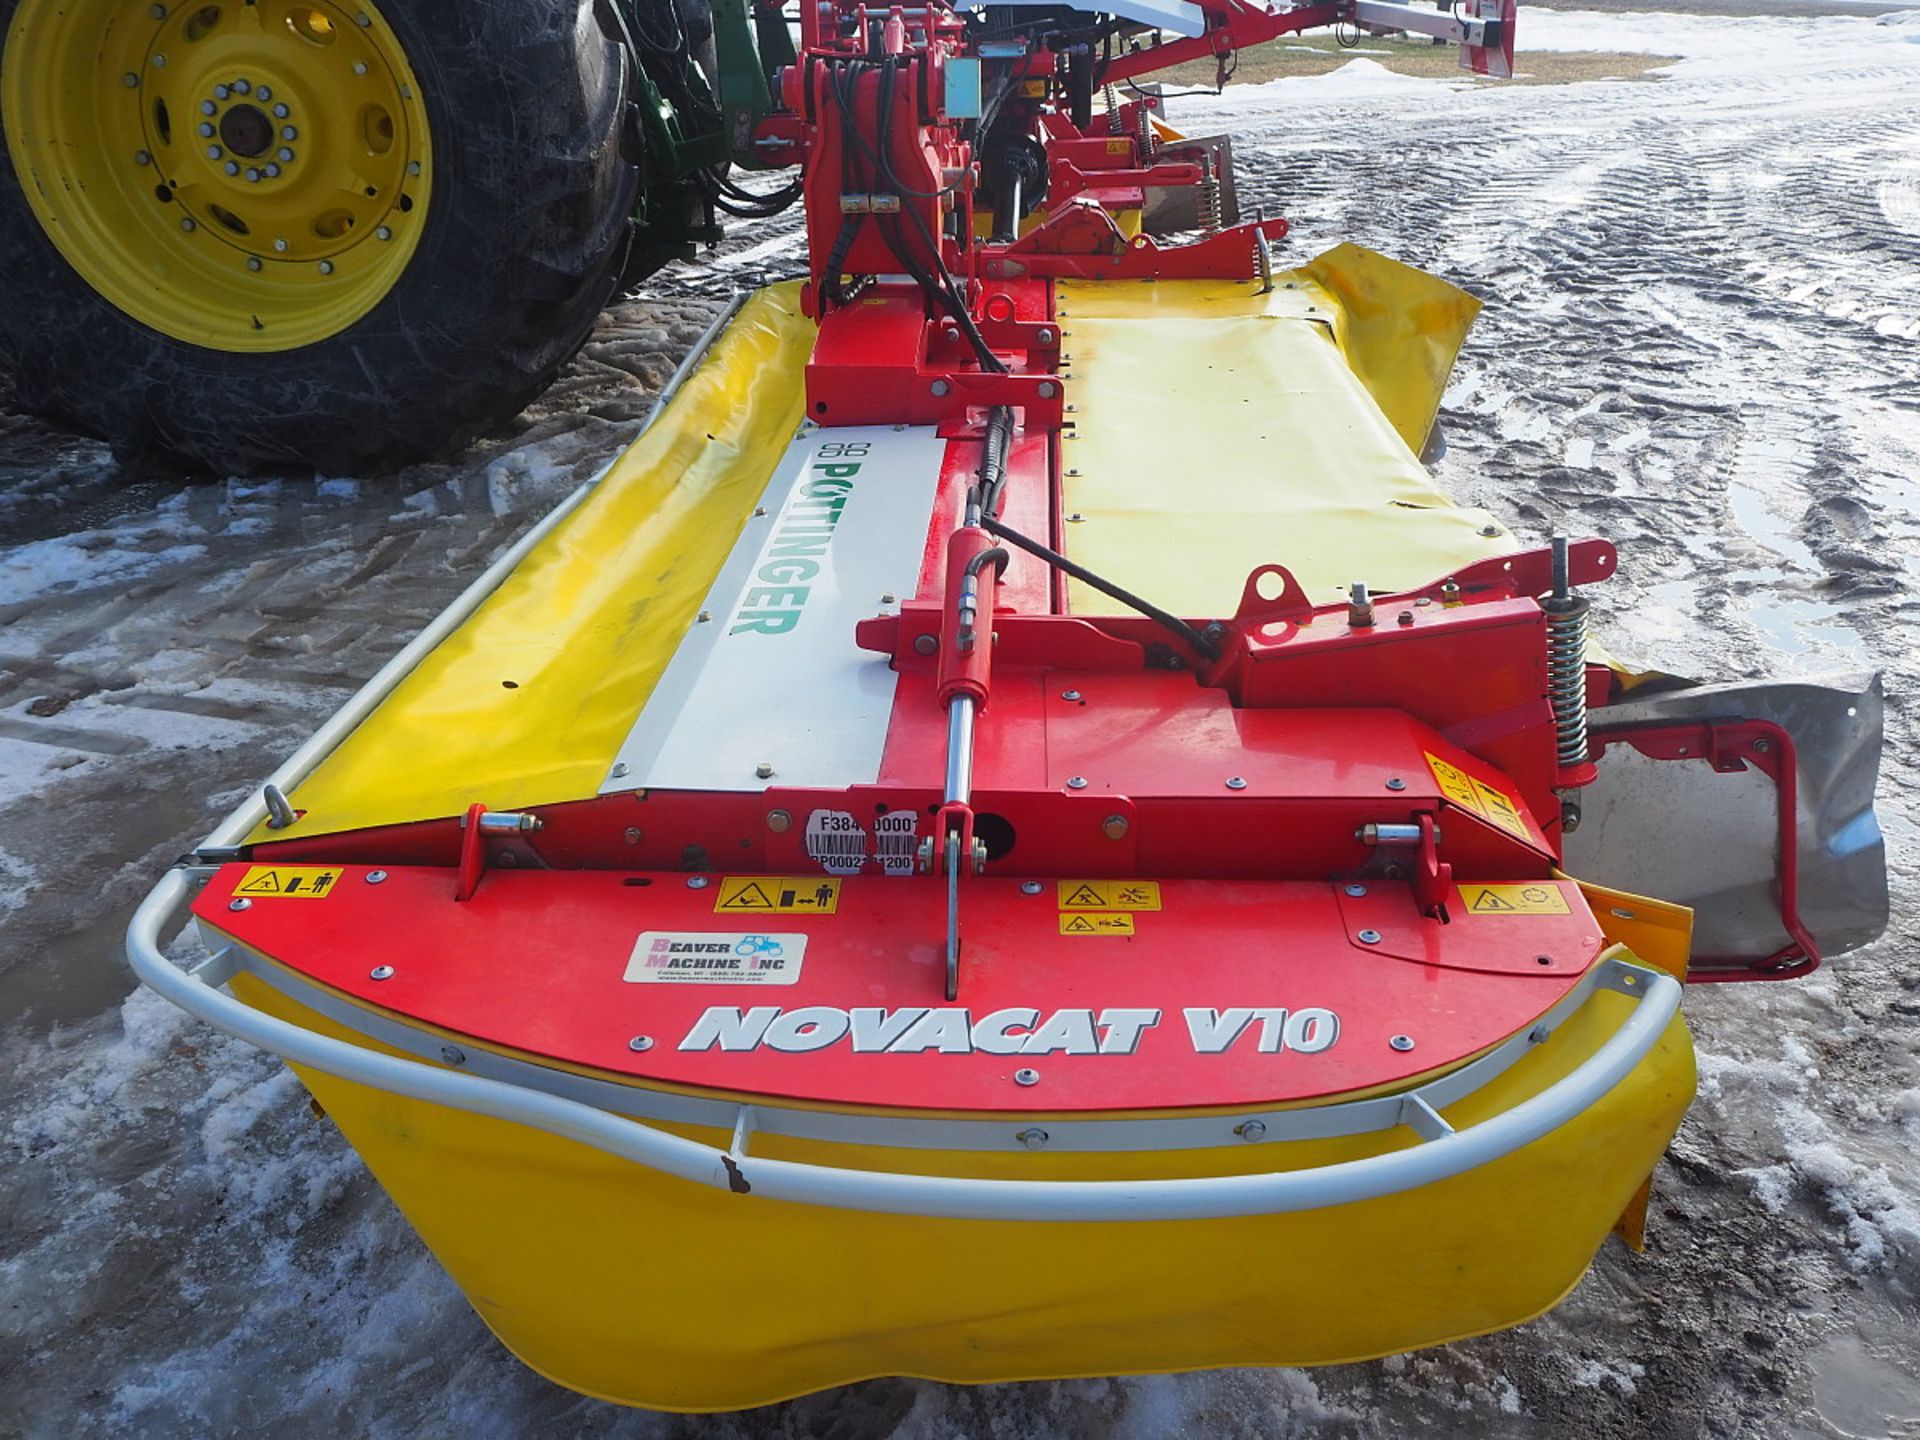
[1546,597,1591,767]
[1105,84,1122,134]
[1137,98,1157,160]
[1198,156,1222,233]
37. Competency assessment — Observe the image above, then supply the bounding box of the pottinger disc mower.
[123,0,1885,1412]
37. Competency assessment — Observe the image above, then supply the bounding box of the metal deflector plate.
[602,425,944,794]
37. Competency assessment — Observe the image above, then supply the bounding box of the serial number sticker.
[234,865,341,899]
[1460,883,1570,916]
[1423,751,1532,842]
[715,876,841,914]
[626,932,807,984]
[1060,912,1135,936]
[1057,880,1162,911]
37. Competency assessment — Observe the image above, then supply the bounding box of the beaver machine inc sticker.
[624,932,808,985]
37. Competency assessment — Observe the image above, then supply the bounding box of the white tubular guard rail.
[129,871,1680,1223]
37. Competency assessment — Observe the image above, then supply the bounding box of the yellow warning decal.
[234,865,341,899]
[1460,883,1570,916]
[1060,912,1136,936]
[714,877,841,914]
[1057,880,1162,911]
[1423,752,1533,842]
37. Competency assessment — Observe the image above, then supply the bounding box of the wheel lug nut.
[233,79,250,94]
[122,72,139,87]
[255,85,272,100]
[376,225,392,240]
[224,161,239,175]
[198,121,214,137]
[273,237,288,252]
[264,163,281,177]
[247,257,262,271]
[318,260,334,274]
[281,125,297,140]
[201,99,216,115]
[407,161,420,176]
[277,147,294,162]
[205,144,222,159]
[245,167,261,182]
[272,103,289,118]
[214,84,230,99]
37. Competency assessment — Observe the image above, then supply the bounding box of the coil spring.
[1137,98,1157,161]
[1546,596,1591,767]
[1198,156,1222,233]
[1104,84,1122,134]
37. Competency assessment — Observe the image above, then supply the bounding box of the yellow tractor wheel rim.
[3,0,431,352]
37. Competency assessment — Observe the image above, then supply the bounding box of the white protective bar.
[128,867,1680,1223]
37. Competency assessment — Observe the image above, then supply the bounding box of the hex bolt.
[766,808,792,833]
[232,78,250,93]
[1036,327,1056,344]
[228,897,252,912]
[1389,1034,1415,1051]
[1013,1067,1041,1087]
[408,160,421,176]
[1480,524,1501,537]
[1225,776,1248,790]
[277,147,294,162]
[686,875,710,889]
[206,144,222,159]
[1397,610,1415,627]
[149,2,165,14]
[256,85,272,101]
[201,99,217,115]
[1021,880,1043,895]
[1238,1120,1267,1142]
[754,762,775,779]
[1344,883,1368,897]
[1061,689,1082,702]
[366,870,388,884]
[353,61,368,75]
[246,256,262,270]
[179,217,196,232]
[245,168,261,182]
[439,1045,466,1066]
[1016,1127,1049,1150]
[264,164,281,178]
[376,226,392,240]
[1385,777,1407,792]
[1036,381,1058,400]
[696,609,712,623]
[1527,1024,1551,1044]
[370,965,395,980]
[122,72,140,87]
[609,762,629,779]
[198,122,215,137]
[214,83,230,99]
[1066,512,1086,523]
[1066,775,1089,790]
[930,379,950,398]
[317,260,334,274]
[1102,815,1130,841]
[628,1035,654,1052]
[1357,928,1383,945]
[281,125,297,140]
[135,149,153,166]
[273,237,288,252]
[273,102,290,118]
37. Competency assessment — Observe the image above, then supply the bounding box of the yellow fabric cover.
[1057,245,1508,617]
[228,954,1694,1412]
[256,284,812,842]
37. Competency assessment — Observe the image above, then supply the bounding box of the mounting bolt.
[228,897,251,912]
[353,60,369,75]
[246,256,262,270]
[1357,929,1382,945]
[754,761,775,779]
[1389,1034,1415,1051]
[1385,777,1407,792]
[198,122,215,137]
[1016,1127,1049,1149]
[277,147,294,162]
[201,100,216,115]
[408,161,422,176]
[232,78,249,93]
[1014,1067,1041,1087]
[205,144,222,159]
[1225,776,1248,791]
[1036,381,1058,400]
[273,103,290,118]
[225,162,239,175]
[136,150,153,166]
[930,379,950,398]
[1021,880,1043,895]
[245,168,261,182]
[439,1045,465,1066]
[1102,814,1129,840]
[1066,775,1088,790]
[1036,327,1056,344]
[1066,512,1086,523]
[1479,524,1501,538]
[122,71,139,86]
[179,217,196,232]
[1237,1119,1267,1142]
[318,260,334,274]
[1344,883,1367,897]
[281,125,298,140]
[214,83,230,99]
[1527,1024,1551,1044]
[366,870,388,884]
[370,965,395,980]
[273,237,288,252]
[610,762,629,779]
[686,875,710,889]
[376,226,392,240]
[696,610,712,623]
[151,52,166,66]
[1061,689,1082,702]
[913,633,937,656]
[149,2,165,14]
[256,86,272,101]
[355,9,371,24]
[623,827,643,844]
[766,808,792,833]
[628,1035,654,1052]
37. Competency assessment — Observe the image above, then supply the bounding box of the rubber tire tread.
[0,0,639,475]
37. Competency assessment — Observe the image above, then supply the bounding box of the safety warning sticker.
[234,866,340,899]
[1459,883,1570,916]
[626,932,807,984]
[1059,912,1136,936]
[714,876,841,914]
[1423,752,1533,842]
[1057,880,1162,911]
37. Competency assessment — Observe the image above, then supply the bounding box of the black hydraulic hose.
[974,404,1015,521]
[963,546,1011,578]
[982,517,1221,662]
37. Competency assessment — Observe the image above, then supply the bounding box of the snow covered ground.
[3,8,1919,1436]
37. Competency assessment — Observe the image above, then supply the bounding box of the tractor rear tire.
[0,0,638,475]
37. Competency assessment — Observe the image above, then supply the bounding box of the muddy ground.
[2,7,1918,1437]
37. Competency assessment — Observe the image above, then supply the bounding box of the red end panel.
[197,866,1595,1113]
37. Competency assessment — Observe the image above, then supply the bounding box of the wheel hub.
[2,0,433,350]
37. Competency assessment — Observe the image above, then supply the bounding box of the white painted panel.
[603,425,945,794]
